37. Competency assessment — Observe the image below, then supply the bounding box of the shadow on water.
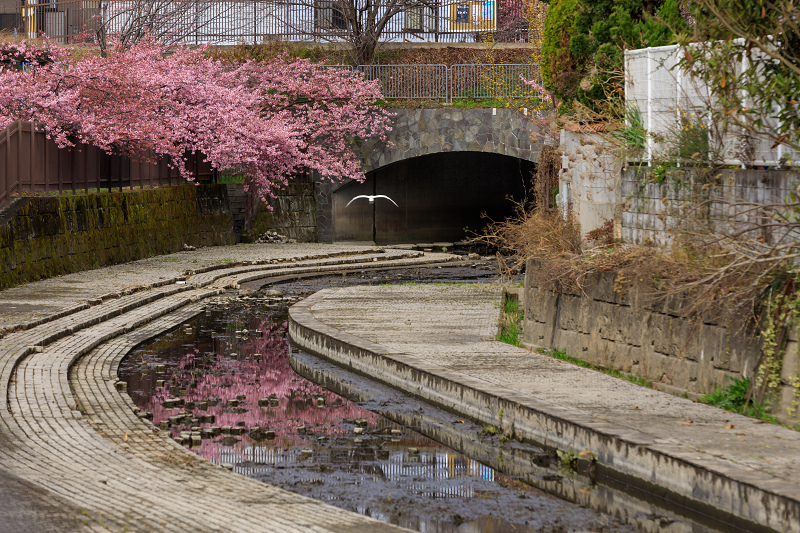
[119,265,735,533]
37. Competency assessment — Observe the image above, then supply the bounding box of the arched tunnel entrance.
[333,152,535,244]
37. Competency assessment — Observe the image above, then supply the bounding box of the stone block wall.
[354,108,543,174]
[314,180,334,244]
[242,183,317,242]
[620,168,799,245]
[559,130,619,235]
[522,258,800,425]
[0,185,235,289]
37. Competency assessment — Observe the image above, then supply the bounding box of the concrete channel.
[1,242,796,532]
[288,285,800,533]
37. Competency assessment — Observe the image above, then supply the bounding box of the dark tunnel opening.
[333,152,535,244]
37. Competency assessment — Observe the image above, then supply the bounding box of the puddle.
[119,265,733,533]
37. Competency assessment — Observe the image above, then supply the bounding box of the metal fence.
[13,0,516,45]
[625,44,798,167]
[359,64,448,100]
[347,63,540,102]
[0,121,214,208]
[450,63,539,100]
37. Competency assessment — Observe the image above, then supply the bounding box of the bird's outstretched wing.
[374,195,399,207]
[345,194,400,207]
[346,195,371,207]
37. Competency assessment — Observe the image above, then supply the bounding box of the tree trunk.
[354,35,379,65]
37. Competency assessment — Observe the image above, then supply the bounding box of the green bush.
[700,377,779,423]
[541,0,581,106]
[542,0,688,110]
[496,298,524,347]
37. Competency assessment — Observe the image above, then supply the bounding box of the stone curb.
[0,248,419,337]
[0,251,436,418]
[1,251,455,416]
[288,289,800,533]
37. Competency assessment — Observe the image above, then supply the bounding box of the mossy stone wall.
[242,183,317,243]
[0,185,235,289]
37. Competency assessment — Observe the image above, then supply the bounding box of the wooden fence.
[0,121,216,207]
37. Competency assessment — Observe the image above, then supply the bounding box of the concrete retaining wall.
[522,258,800,426]
[559,130,619,236]
[0,185,235,289]
[620,168,800,245]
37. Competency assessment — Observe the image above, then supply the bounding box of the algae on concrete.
[0,185,236,290]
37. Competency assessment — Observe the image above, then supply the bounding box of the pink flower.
[0,35,393,202]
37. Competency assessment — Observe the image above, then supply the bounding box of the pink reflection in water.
[142,317,378,463]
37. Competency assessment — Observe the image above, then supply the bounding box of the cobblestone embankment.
[0,243,456,532]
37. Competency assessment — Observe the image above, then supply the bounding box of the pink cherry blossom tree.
[0,37,392,201]
[0,38,70,67]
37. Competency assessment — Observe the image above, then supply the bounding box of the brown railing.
[0,121,214,207]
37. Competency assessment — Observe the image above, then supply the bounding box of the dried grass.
[475,144,587,282]
[479,147,771,322]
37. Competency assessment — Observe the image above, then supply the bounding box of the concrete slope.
[289,284,800,533]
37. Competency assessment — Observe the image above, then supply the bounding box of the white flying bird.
[345,194,399,207]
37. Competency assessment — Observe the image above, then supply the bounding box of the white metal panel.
[625,43,796,167]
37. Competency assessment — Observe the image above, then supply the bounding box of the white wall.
[559,129,619,236]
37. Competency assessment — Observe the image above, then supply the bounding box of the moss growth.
[241,183,317,243]
[0,185,236,290]
[497,296,524,347]
[540,348,654,388]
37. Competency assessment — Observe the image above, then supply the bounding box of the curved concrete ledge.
[288,286,800,533]
[0,247,456,532]
[288,349,753,533]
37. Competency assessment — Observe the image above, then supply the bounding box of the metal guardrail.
[450,63,540,100]
[6,60,541,103]
[0,120,212,208]
[359,64,449,100]
[347,63,541,102]
[6,60,540,103]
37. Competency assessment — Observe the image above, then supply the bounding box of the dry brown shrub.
[476,143,585,281]
[534,144,560,209]
[0,30,25,43]
[208,42,350,65]
[481,140,775,326]
[381,46,533,67]
[483,203,582,271]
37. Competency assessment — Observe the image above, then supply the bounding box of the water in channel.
[118,265,720,533]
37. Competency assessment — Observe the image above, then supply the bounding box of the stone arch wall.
[355,108,544,173]
[315,107,544,242]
